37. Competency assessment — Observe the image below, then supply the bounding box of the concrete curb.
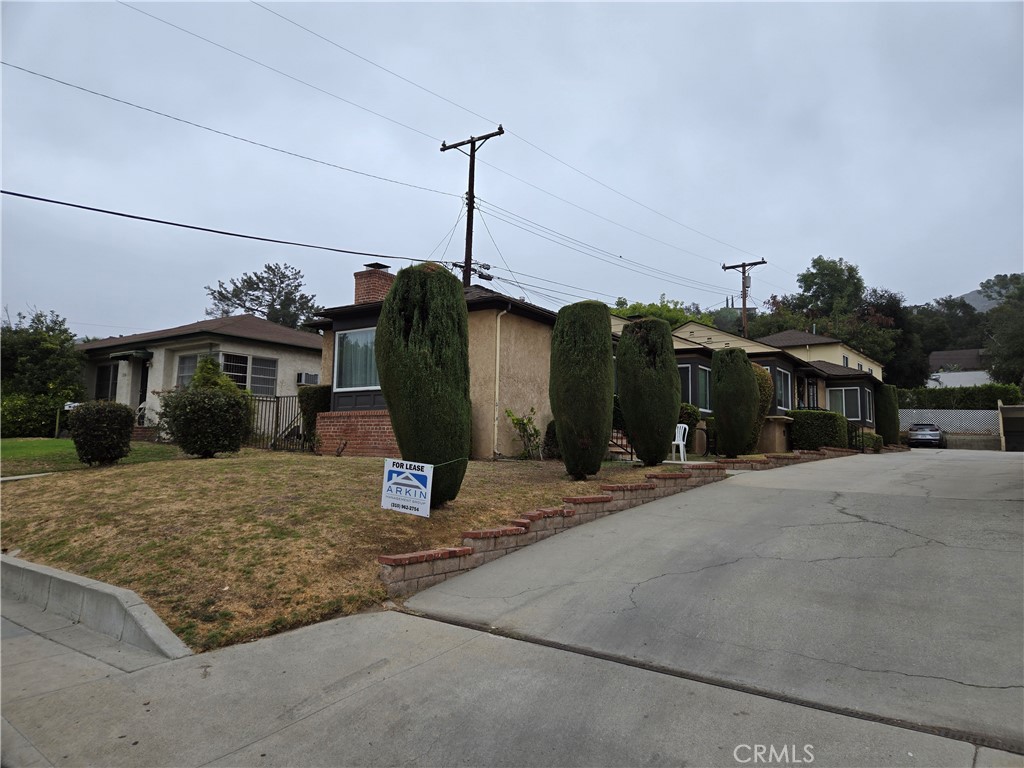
[1,554,191,660]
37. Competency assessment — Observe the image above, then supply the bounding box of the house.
[662,322,882,431]
[77,314,323,426]
[309,264,558,459]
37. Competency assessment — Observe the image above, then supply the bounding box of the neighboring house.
[927,349,992,388]
[310,264,558,459]
[657,322,881,430]
[77,314,323,425]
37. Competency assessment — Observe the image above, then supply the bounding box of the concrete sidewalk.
[4,604,1022,768]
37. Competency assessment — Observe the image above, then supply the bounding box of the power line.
[2,62,459,199]
[2,190,429,264]
[248,2,780,268]
[477,199,733,293]
[476,208,531,302]
[117,1,441,142]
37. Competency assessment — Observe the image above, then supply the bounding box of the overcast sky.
[2,1,1021,339]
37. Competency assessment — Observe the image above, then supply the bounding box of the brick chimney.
[354,262,395,304]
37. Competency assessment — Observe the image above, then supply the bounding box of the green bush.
[746,364,775,454]
[160,388,249,458]
[616,319,680,466]
[678,402,701,451]
[67,400,135,466]
[876,384,900,445]
[897,383,1022,410]
[542,420,561,460]
[549,301,614,480]
[791,410,849,450]
[191,356,242,394]
[710,348,759,458]
[298,384,332,448]
[375,263,471,507]
[864,432,884,453]
[0,393,70,438]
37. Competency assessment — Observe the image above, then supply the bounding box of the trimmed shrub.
[542,420,562,460]
[897,383,1022,410]
[616,318,680,466]
[0,393,69,438]
[876,384,900,445]
[678,402,701,451]
[791,410,849,450]
[191,356,241,394]
[746,364,775,454]
[298,384,332,449]
[864,432,884,453]
[67,400,135,466]
[549,300,614,480]
[160,388,249,457]
[375,263,471,507]
[710,348,759,458]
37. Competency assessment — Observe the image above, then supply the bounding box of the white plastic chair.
[670,423,688,462]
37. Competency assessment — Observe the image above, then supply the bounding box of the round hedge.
[710,348,759,458]
[68,400,135,466]
[160,388,249,458]
[616,318,680,466]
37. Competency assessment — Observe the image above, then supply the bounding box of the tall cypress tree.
[616,318,680,466]
[711,348,759,458]
[375,264,471,506]
[549,301,614,480]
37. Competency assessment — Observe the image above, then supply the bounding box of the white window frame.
[697,365,712,412]
[219,352,279,396]
[774,368,792,411]
[176,354,198,388]
[827,386,861,421]
[334,327,380,392]
[842,354,850,368]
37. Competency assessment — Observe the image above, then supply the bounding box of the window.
[176,354,197,388]
[697,366,711,411]
[678,365,691,404]
[95,363,118,401]
[806,378,819,408]
[222,353,249,388]
[250,358,278,396]
[218,353,279,396]
[774,368,792,410]
[827,387,861,421]
[842,354,850,368]
[335,328,380,390]
[857,363,863,371]
[864,388,874,423]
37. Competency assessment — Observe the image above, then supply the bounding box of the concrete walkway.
[2,450,1022,767]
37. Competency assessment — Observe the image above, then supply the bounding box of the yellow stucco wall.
[321,332,334,385]
[467,309,553,459]
[781,342,883,381]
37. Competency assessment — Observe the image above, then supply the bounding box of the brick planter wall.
[377,453,863,598]
[316,411,398,457]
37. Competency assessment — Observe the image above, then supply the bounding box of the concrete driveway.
[408,450,1024,752]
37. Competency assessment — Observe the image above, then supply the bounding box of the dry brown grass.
[0,450,657,651]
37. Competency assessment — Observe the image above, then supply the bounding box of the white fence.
[899,409,999,435]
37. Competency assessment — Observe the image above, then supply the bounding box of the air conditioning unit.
[296,372,319,386]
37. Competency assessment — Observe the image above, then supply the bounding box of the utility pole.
[722,259,767,338]
[440,125,504,287]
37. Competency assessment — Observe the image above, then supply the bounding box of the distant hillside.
[959,289,1000,313]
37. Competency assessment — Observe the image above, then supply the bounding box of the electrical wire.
[117,1,441,142]
[2,190,429,264]
[475,208,531,302]
[247,1,787,272]
[2,62,459,199]
[424,202,466,261]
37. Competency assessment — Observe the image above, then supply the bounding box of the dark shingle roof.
[77,314,323,353]
[313,284,558,327]
[755,329,839,347]
[806,360,871,378]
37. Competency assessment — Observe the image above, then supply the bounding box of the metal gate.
[245,395,305,451]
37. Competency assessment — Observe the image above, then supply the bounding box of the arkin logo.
[385,470,429,499]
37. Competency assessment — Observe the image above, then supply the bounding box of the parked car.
[907,423,945,448]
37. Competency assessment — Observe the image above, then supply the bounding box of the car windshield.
[911,424,938,430]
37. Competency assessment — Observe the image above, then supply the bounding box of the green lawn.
[1,438,183,476]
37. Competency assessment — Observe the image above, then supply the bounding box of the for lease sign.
[381,458,433,518]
